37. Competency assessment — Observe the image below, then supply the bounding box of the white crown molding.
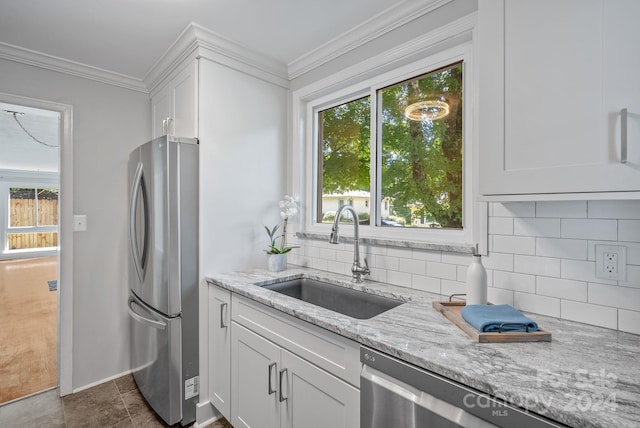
[144,22,290,93]
[0,41,148,93]
[287,0,454,80]
[293,12,476,101]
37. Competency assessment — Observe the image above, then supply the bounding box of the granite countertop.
[206,267,640,428]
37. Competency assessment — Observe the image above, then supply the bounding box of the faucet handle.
[363,257,370,276]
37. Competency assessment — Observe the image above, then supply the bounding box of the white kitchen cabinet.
[151,60,198,139]
[208,285,231,420]
[478,0,640,198]
[230,322,359,428]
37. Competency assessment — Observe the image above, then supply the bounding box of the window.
[7,187,59,250]
[317,62,463,232]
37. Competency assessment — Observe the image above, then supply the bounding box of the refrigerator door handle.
[129,162,148,283]
[128,297,167,330]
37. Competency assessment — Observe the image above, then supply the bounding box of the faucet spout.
[329,205,370,282]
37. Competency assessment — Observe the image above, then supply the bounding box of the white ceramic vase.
[466,254,487,305]
[267,253,286,272]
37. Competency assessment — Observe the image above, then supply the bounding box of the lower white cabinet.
[208,285,232,419]
[231,322,359,428]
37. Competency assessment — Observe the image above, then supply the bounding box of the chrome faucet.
[329,205,370,282]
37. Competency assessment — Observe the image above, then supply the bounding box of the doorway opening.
[0,101,60,403]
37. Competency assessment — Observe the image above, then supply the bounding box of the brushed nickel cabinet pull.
[268,362,277,395]
[621,108,628,164]
[279,368,288,402]
[220,303,228,328]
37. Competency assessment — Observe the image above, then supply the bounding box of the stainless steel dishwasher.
[360,346,566,428]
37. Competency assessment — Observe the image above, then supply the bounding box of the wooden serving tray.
[432,301,551,343]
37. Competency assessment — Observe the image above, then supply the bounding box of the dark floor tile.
[121,388,171,428]
[115,374,138,394]
[63,381,129,428]
[0,389,64,428]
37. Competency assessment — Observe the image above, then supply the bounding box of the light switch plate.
[595,244,626,281]
[73,215,87,232]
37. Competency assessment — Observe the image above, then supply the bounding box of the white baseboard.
[71,369,133,394]
[195,400,221,427]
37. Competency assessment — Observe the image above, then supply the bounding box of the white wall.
[0,58,150,390]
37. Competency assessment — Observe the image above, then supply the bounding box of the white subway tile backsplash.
[387,270,412,288]
[426,262,457,280]
[493,235,536,255]
[387,247,413,258]
[536,237,588,260]
[561,259,616,285]
[536,277,587,302]
[305,246,320,258]
[618,264,640,288]
[514,292,561,317]
[290,199,640,333]
[327,260,350,276]
[514,255,561,277]
[318,247,337,261]
[588,200,640,219]
[398,258,426,275]
[310,258,328,271]
[489,217,514,235]
[412,249,441,262]
[373,255,399,271]
[412,275,440,294]
[493,271,536,293]
[536,201,587,218]
[441,280,467,297]
[619,220,640,242]
[492,202,535,217]
[514,218,561,238]
[561,219,617,240]
[588,283,640,312]
[618,309,640,335]
[441,252,473,265]
[487,287,514,305]
[561,300,618,329]
[482,252,514,271]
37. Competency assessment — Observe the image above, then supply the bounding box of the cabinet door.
[478,0,640,196]
[151,85,171,139]
[231,322,280,428]
[172,60,198,138]
[281,350,359,428]
[209,286,231,419]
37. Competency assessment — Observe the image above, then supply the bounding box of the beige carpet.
[0,256,57,403]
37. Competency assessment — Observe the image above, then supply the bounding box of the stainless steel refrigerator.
[127,135,199,426]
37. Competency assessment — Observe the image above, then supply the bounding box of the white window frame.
[289,13,486,251]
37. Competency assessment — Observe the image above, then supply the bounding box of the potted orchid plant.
[265,195,299,272]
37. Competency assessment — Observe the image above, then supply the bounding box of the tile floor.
[0,375,233,428]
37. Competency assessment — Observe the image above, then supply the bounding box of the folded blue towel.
[461,304,539,333]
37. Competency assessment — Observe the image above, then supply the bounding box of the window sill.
[296,232,475,254]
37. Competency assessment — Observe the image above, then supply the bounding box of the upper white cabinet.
[151,60,198,139]
[478,0,640,197]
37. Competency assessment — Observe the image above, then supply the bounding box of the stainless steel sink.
[260,278,403,319]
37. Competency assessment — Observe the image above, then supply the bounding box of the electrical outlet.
[595,245,626,281]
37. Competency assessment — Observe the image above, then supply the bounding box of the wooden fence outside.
[9,199,59,227]
[8,198,59,249]
[8,232,59,250]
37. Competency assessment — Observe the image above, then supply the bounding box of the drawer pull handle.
[268,362,277,395]
[220,303,228,328]
[621,108,628,164]
[279,368,288,402]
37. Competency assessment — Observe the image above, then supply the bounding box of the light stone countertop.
[206,267,640,428]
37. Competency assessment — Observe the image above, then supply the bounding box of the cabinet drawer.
[232,295,360,387]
